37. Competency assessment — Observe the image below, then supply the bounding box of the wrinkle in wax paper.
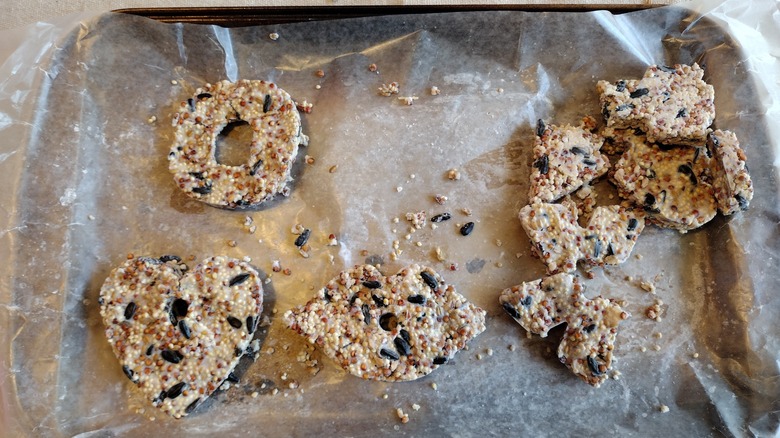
[0,1,778,436]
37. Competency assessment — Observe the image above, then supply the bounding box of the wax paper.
[0,0,778,436]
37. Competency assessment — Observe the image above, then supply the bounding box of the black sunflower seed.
[178,320,192,339]
[735,193,749,211]
[161,349,183,364]
[187,98,194,110]
[420,271,438,290]
[294,229,311,247]
[349,294,359,307]
[227,316,242,329]
[571,147,587,155]
[192,184,212,195]
[363,280,382,289]
[644,193,656,208]
[536,119,546,137]
[372,294,386,307]
[431,213,452,223]
[263,94,272,113]
[226,372,240,383]
[399,329,411,343]
[676,108,687,118]
[379,313,398,331]
[124,302,137,320]
[122,365,134,380]
[593,240,602,258]
[520,296,532,307]
[172,298,189,319]
[167,382,187,399]
[185,398,201,414]
[246,316,256,334]
[659,190,667,204]
[502,302,521,319]
[380,348,400,361]
[234,347,243,357]
[229,273,251,286]
[615,80,626,92]
[630,88,649,98]
[394,336,412,356]
[601,104,611,120]
[322,289,332,302]
[155,390,167,404]
[627,218,638,231]
[160,255,182,264]
[615,103,635,112]
[361,304,372,324]
[583,324,597,334]
[433,356,448,365]
[460,222,475,236]
[583,158,597,166]
[197,92,212,100]
[659,65,677,73]
[407,295,426,304]
[249,159,263,176]
[587,356,603,376]
[533,154,549,175]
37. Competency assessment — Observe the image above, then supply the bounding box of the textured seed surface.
[499,272,629,387]
[530,121,609,203]
[284,264,486,381]
[99,255,263,418]
[597,63,715,145]
[169,80,306,209]
[519,201,645,274]
[609,129,717,231]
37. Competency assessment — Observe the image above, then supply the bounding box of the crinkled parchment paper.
[0,0,778,436]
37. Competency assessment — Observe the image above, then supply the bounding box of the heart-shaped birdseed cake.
[99,255,263,418]
[284,264,486,381]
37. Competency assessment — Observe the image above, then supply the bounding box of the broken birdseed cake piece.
[499,273,630,387]
[99,255,263,418]
[529,119,609,203]
[610,135,717,232]
[519,201,645,274]
[706,130,753,215]
[169,80,308,209]
[284,264,486,381]
[597,63,715,146]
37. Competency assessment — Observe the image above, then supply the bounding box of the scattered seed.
[368,63,378,72]
[460,222,475,236]
[295,229,311,247]
[329,165,338,173]
[659,404,670,413]
[269,32,279,40]
[315,69,325,78]
[431,213,452,223]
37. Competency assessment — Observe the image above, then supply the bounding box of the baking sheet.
[0,0,779,436]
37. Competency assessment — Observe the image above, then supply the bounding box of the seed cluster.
[707,130,753,215]
[284,264,486,381]
[609,130,717,231]
[530,120,609,203]
[499,273,629,387]
[519,201,645,274]
[99,255,263,418]
[169,80,307,209]
[598,63,715,145]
